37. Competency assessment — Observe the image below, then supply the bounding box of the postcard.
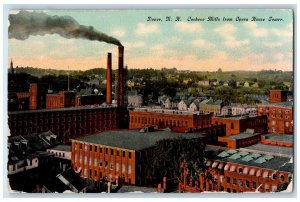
[6,8,293,194]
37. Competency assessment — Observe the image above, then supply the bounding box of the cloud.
[244,22,268,37]
[175,22,203,33]
[136,23,159,35]
[214,23,249,47]
[111,27,126,38]
[123,41,146,50]
[192,39,214,48]
[270,28,293,37]
[214,23,236,38]
[263,41,283,48]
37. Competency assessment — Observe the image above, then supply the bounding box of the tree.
[144,137,206,184]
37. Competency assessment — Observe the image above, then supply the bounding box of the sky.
[8,9,293,72]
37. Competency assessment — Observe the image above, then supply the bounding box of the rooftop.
[262,134,293,144]
[257,101,293,109]
[72,129,205,151]
[243,143,293,157]
[8,105,117,115]
[224,132,260,140]
[206,145,292,172]
[49,145,71,152]
[132,107,206,115]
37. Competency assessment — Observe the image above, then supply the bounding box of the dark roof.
[8,105,117,115]
[72,129,205,151]
[224,132,260,140]
[212,100,223,106]
[243,144,293,157]
[205,145,292,172]
[258,101,293,109]
[49,145,71,152]
[262,134,293,144]
[56,168,86,192]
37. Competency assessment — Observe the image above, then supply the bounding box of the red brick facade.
[8,107,119,142]
[261,135,293,147]
[46,92,76,109]
[129,111,212,130]
[71,141,136,185]
[180,160,291,193]
[212,116,268,136]
[218,134,261,149]
[257,105,293,134]
[269,90,288,104]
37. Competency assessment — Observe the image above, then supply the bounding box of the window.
[105,161,108,168]
[239,180,243,186]
[227,177,230,183]
[75,144,78,150]
[252,182,256,189]
[129,152,132,159]
[231,123,234,130]
[89,169,92,177]
[128,165,131,174]
[84,156,87,164]
[285,122,289,127]
[246,180,249,188]
[105,148,108,154]
[94,170,97,177]
[84,168,87,176]
[110,162,114,170]
[227,188,230,193]
[122,164,125,173]
[233,178,236,185]
[89,158,92,165]
[116,163,119,171]
[80,144,82,149]
[84,145,87,151]
[117,151,120,156]
[94,146,97,152]
[62,153,65,157]
[100,148,103,153]
[80,156,82,163]
[99,160,102,167]
[90,145,92,151]
[123,151,126,157]
[285,115,289,119]
[94,159,97,166]
[111,149,114,155]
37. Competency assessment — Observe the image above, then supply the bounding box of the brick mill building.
[211,115,268,136]
[179,145,292,193]
[257,101,293,134]
[71,128,205,186]
[129,108,213,131]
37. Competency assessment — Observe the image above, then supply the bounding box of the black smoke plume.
[9,11,122,46]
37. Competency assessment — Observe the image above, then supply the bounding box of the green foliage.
[145,137,206,182]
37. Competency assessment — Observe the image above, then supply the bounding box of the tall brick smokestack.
[106,53,112,105]
[117,46,124,107]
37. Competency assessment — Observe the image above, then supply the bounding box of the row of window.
[130,116,189,127]
[75,144,132,158]
[74,156,132,174]
[259,107,290,114]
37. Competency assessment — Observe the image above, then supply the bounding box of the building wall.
[212,116,267,136]
[218,134,261,149]
[128,95,143,107]
[200,104,221,115]
[8,107,119,143]
[8,157,39,175]
[179,161,291,193]
[129,111,212,130]
[269,90,288,104]
[261,136,293,148]
[71,141,136,185]
[46,95,64,109]
[257,105,293,134]
[47,149,71,160]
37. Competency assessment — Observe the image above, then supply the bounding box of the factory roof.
[72,129,205,151]
[206,145,292,172]
[224,132,260,140]
[8,105,117,115]
[243,143,293,157]
[257,101,293,109]
[49,145,71,152]
[262,134,293,144]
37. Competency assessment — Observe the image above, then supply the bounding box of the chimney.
[106,53,112,105]
[117,46,124,107]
